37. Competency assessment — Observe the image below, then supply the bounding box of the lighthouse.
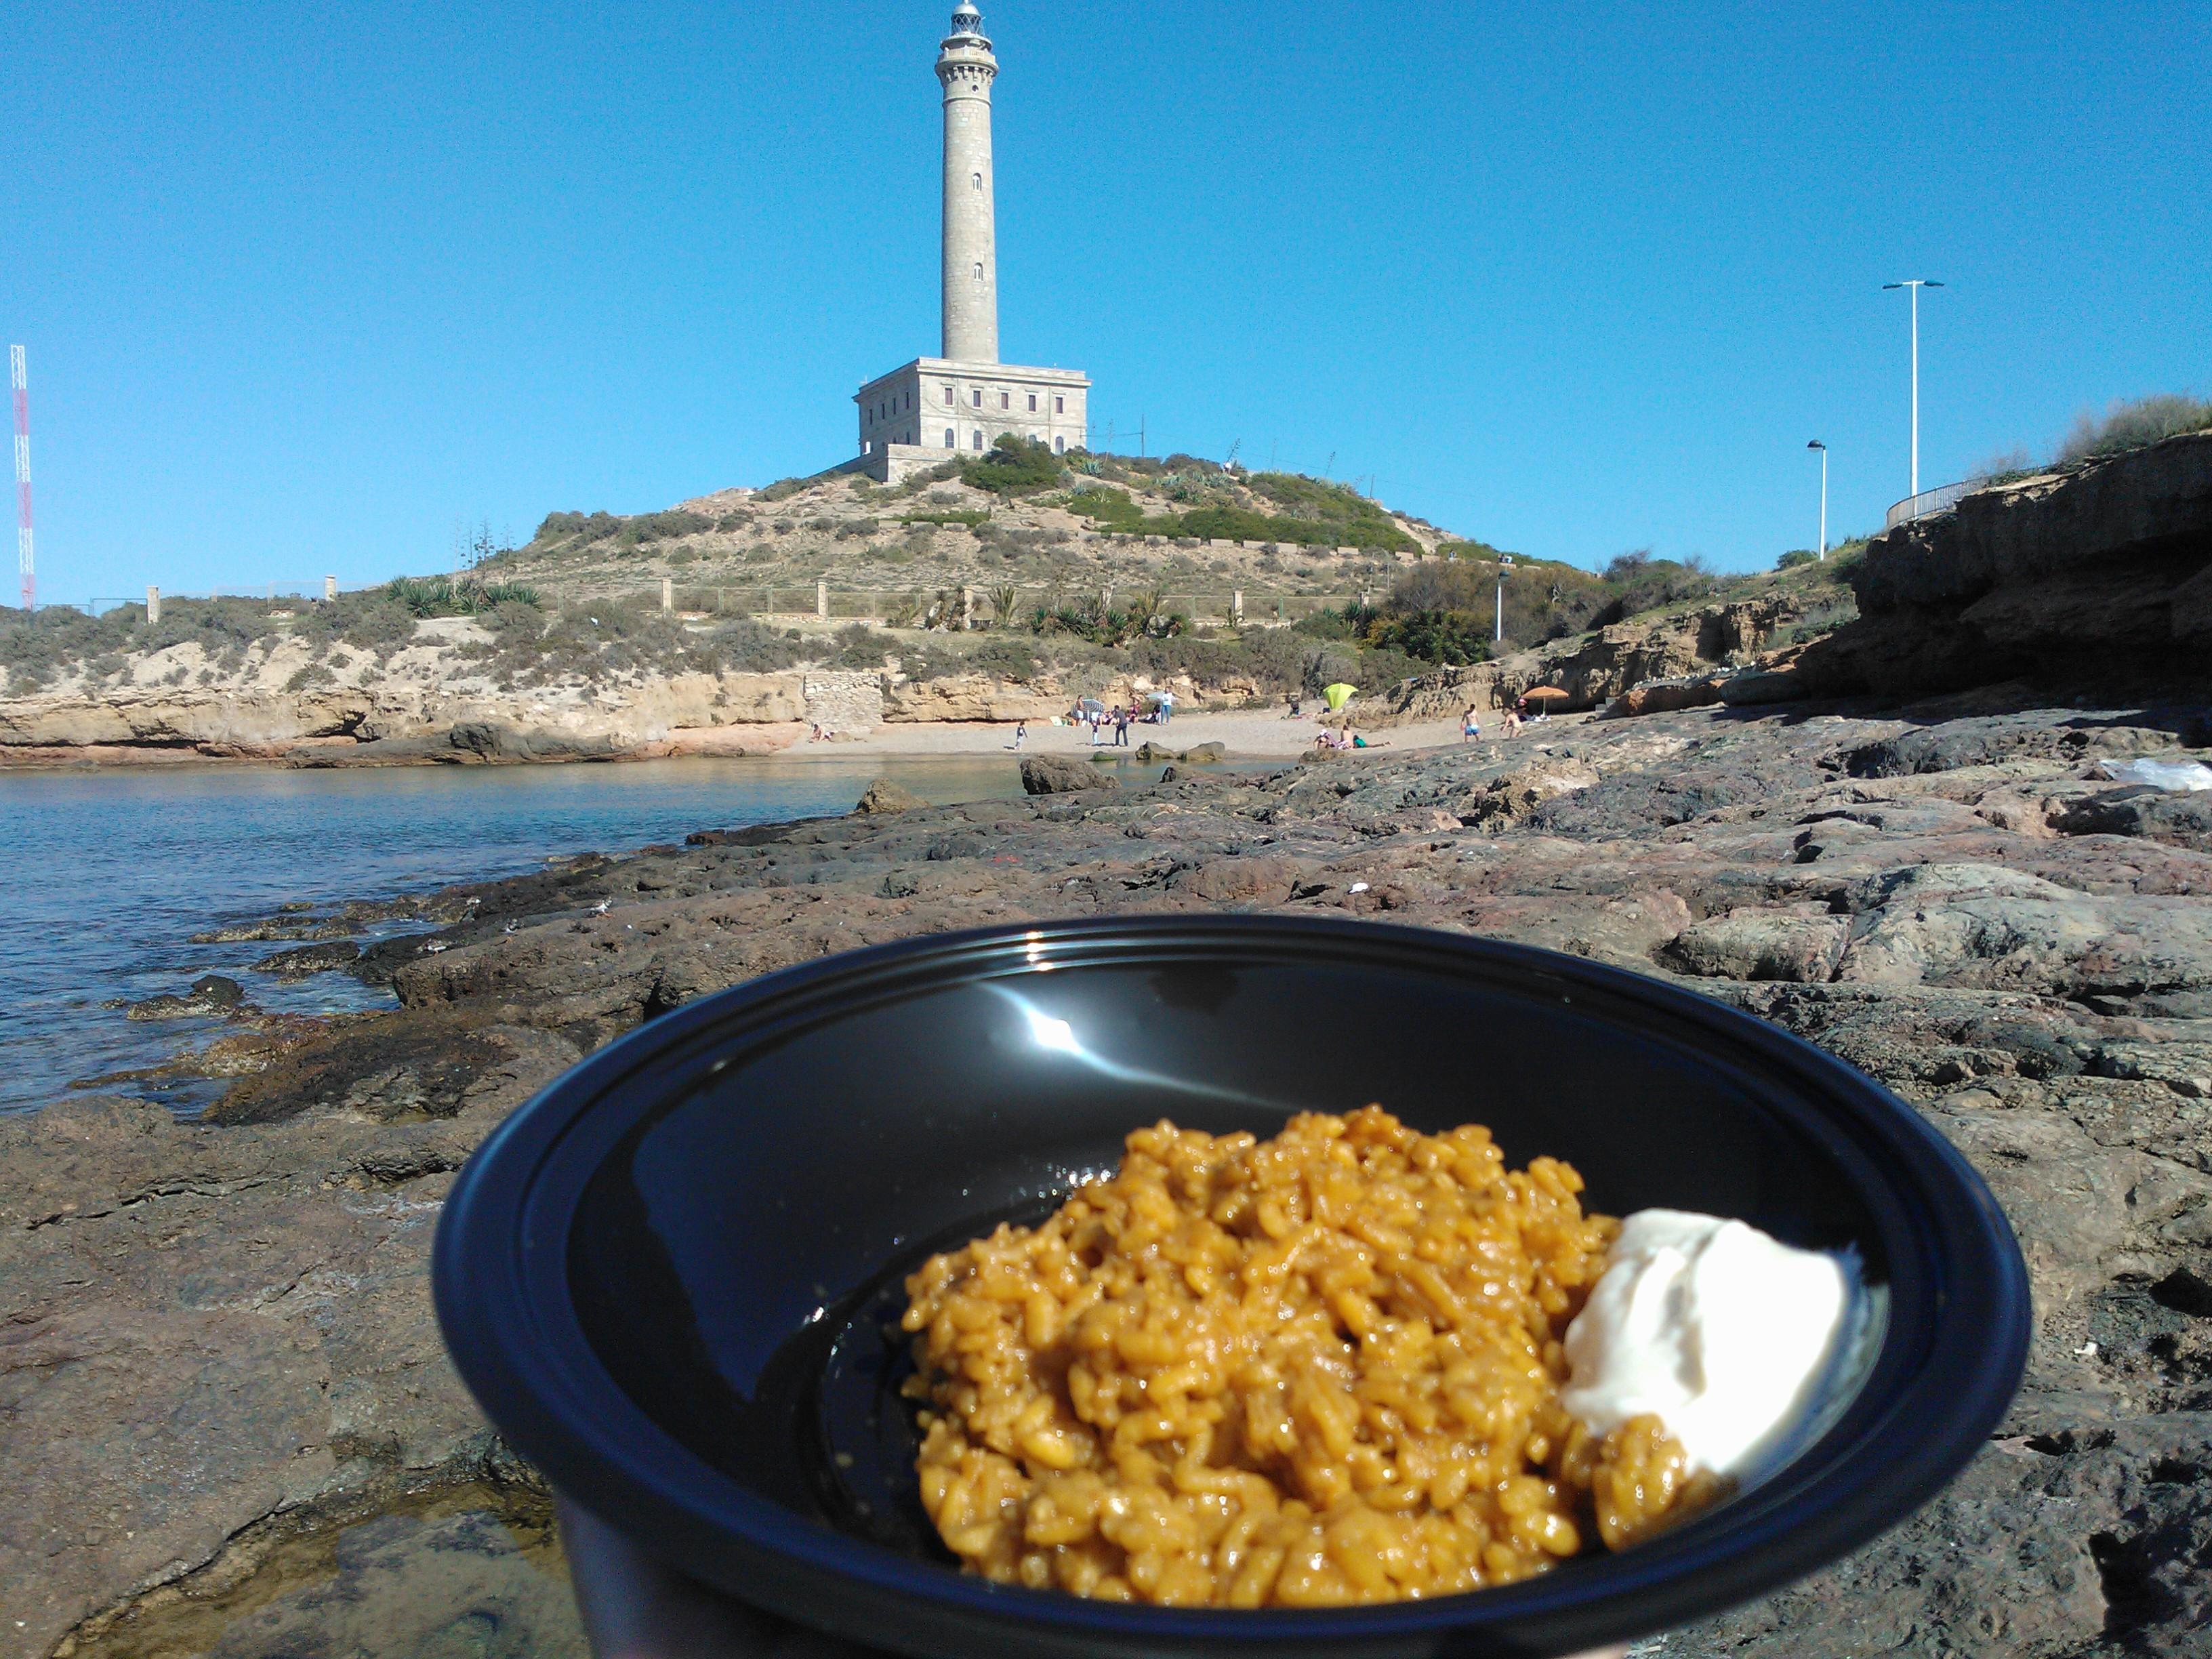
[939,3,1000,365]
[846,5,1090,483]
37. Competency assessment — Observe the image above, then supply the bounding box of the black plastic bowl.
[434,916,2029,1659]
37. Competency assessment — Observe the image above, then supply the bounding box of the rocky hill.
[1,451,1830,766]
[492,451,1447,609]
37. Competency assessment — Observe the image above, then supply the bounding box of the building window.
[972,171,982,190]
[943,386,954,406]
[999,392,1009,410]
[972,262,983,281]
[1054,436,1065,453]
[1027,393,1038,411]
[1054,396,1065,414]
[972,430,984,450]
[971,388,982,407]
[944,428,956,448]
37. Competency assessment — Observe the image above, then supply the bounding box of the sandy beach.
[794,707,1570,762]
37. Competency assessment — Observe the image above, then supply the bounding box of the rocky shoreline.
[7,687,2212,1656]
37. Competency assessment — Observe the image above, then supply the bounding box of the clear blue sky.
[4,1,2205,598]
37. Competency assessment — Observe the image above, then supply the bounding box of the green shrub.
[827,623,898,668]
[1362,609,1493,667]
[340,598,422,649]
[757,477,810,503]
[2055,394,2212,466]
[1063,485,1145,531]
[960,436,1064,495]
[897,509,989,529]
[1776,548,1820,571]
[384,576,541,618]
[1292,603,1376,642]
[965,635,1044,680]
[535,510,621,546]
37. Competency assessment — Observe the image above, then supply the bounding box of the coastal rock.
[1378,594,1801,724]
[853,778,926,815]
[1801,431,2212,699]
[1019,754,1118,795]
[121,974,248,1021]
[1465,754,1601,825]
[10,697,2212,1656]
[251,939,365,979]
[1664,907,1849,982]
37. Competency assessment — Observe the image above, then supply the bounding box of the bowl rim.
[434,914,2030,1658]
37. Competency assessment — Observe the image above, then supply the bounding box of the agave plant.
[987,583,1019,628]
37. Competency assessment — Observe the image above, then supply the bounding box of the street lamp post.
[1881,279,1944,497]
[1807,440,1828,559]
[1494,554,1514,644]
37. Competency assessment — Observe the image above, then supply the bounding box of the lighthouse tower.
[939,3,999,364]
[845,5,1089,483]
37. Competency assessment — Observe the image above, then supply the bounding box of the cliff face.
[1805,432,2212,697]
[1374,594,1801,723]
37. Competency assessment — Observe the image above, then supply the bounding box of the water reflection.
[63,1487,583,1659]
[0,756,1027,1115]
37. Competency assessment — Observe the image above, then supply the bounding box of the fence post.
[661,577,674,614]
[816,581,828,621]
[1232,589,1244,625]
[146,586,161,624]
[323,575,336,602]
[961,586,973,632]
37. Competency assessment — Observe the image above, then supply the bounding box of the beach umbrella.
[1322,682,1357,712]
[1076,697,1105,716]
[1521,686,1572,702]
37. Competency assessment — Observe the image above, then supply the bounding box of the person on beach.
[1011,720,1027,750]
[1502,707,1523,737]
[1113,707,1130,746]
[1462,704,1481,741]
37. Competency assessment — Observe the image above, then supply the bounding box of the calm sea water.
[0,755,1033,1116]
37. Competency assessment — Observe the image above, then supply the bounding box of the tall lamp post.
[1807,440,1828,559]
[1494,554,1514,644]
[1881,279,1943,497]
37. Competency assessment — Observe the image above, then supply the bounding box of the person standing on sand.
[1462,704,1481,741]
[1114,707,1130,746]
[1012,720,1027,750]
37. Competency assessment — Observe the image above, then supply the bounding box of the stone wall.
[800,670,886,735]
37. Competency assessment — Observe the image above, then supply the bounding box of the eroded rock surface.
[7,700,2212,1656]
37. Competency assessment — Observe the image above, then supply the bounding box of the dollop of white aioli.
[1561,1209,1849,1477]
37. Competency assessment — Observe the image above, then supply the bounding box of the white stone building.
[842,5,1090,484]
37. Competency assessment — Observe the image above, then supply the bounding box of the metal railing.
[1884,479,1978,530]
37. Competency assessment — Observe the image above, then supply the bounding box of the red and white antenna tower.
[10,346,30,613]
